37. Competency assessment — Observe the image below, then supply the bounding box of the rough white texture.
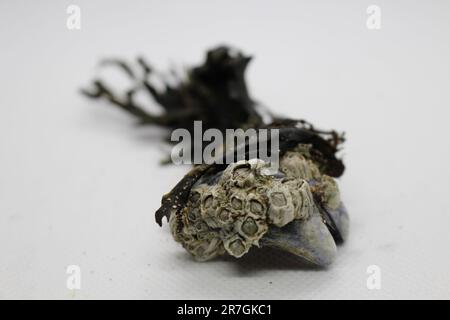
[169,151,341,261]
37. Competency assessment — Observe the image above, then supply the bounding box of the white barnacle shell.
[295,179,315,220]
[267,181,295,227]
[169,152,347,265]
[245,192,267,217]
[223,234,251,258]
[235,214,268,243]
[228,188,247,214]
[201,187,222,218]
[317,175,341,210]
[225,161,254,188]
[191,235,225,261]
[280,150,321,180]
[220,159,267,189]
[214,206,234,225]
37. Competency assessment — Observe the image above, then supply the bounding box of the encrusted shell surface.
[169,145,347,264]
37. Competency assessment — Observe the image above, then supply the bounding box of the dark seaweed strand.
[81,80,197,127]
[81,47,264,138]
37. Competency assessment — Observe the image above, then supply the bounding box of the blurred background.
[0,0,449,299]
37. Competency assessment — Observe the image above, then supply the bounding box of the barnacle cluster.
[169,144,342,261]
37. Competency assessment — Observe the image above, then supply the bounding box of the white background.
[1,0,449,299]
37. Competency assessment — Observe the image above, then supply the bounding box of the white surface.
[1,0,450,299]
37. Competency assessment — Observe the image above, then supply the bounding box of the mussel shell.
[261,208,337,267]
[320,202,349,244]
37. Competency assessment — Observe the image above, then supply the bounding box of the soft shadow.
[220,247,326,275]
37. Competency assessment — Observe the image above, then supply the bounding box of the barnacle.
[168,146,349,265]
